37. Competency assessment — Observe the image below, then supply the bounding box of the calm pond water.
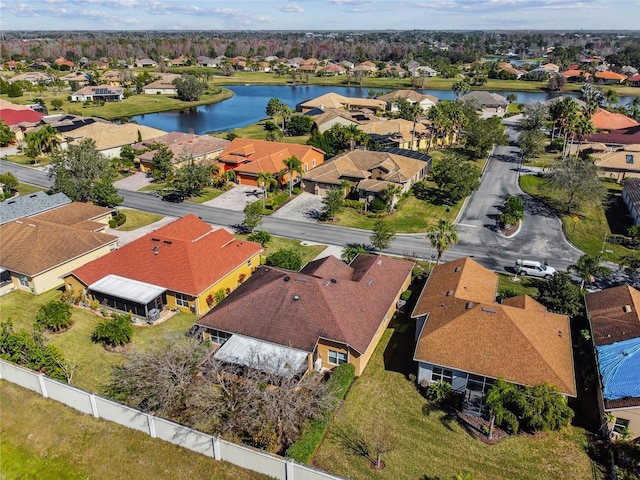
[129,84,633,135]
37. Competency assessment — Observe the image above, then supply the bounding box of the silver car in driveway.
[514,259,556,279]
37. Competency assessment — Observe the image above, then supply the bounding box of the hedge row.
[286,363,355,463]
[108,212,126,228]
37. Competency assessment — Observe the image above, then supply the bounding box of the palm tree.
[569,254,611,289]
[380,183,402,213]
[256,171,277,206]
[282,156,302,197]
[604,89,619,109]
[573,113,595,156]
[426,219,459,264]
[627,96,640,120]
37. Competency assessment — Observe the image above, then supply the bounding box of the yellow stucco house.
[196,254,414,377]
[64,214,262,319]
[0,203,118,295]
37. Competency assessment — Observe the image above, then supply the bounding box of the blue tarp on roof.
[596,336,640,400]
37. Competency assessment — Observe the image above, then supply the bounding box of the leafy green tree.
[569,254,611,289]
[119,144,136,170]
[0,172,18,191]
[451,80,470,100]
[51,98,63,111]
[265,249,303,271]
[35,300,72,332]
[536,271,583,317]
[545,157,607,213]
[464,116,508,159]
[248,230,271,247]
[150,144,174,182]
[0,120,15,146]
[506,93,518,104]
[518,129,546,160]
[172,155,215,198]
[172,74,205,101]
[283,156,303,197]
[431,155,480,203]
[286,115,314,136]
[242,200,264,233]
[266,97,285,118]
[518,102,548,132]
[426,219,458,264]
[91,313,134,348]
[499,195,524,227]
[90,177,123,207]
[322,187,344,221]
[370,220,396,254]
[8,82,22,97]
[24,125,60,158]
[50,138,119,204]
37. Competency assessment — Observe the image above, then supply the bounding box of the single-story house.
[303,148,431,200]
[594,71,627,84]
[7,72,54,85]
[135,58,157,68]
[0,203,118,295]
[133,132,230,171]
[586,285,640,441]
[65,122,166,158]
[64,214,262,318]
[591,109,639,132]
[358,118,430,150]
[196,56,218,67]
[195,254,414,377]
[297,92,385,114]
[70,85,124,102]
[629,74,640,88]
[0,191,71,226]
[308,107,381,133]
[217,138,325,187]
[411,66,439,77]
[143,74,181,95]
[412,257,576,415]
[377,90,439,113]
[60,71,90,86]
[459,91,508,116]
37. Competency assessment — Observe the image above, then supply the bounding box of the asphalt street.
[0,143,582,274]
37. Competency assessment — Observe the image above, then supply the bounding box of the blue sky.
[0,0,637,31]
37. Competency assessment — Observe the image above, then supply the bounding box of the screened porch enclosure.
[88,274,166,320]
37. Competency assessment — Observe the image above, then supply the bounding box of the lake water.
[129,84,634,135]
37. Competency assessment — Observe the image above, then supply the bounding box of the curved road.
[0,142,581,273]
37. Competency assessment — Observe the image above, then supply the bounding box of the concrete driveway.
[114,172,152,191]
[271,192,324,223]
[454,126,582,274]
[204,185,263,211]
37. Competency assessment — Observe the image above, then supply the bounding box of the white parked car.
[514,259,556,279]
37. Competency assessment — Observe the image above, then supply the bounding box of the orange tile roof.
[591,108,639,130]
[218,138,324,175]
[595,71,627,81]
[412,257,576,396]
[70,214,262,296]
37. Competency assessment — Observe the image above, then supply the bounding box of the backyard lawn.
[0,381,270,480]
[312,312,602,480]
[520,175,636,263]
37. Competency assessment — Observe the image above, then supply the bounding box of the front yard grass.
[520,175,635,263]
[115,208,163,231]
[4,154,51,166]
[312,313,600,480]
[333,196,461,233]
[237,234,326,266]
[14,183,43,196]
[0,381,270,480]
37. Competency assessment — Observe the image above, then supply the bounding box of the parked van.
[514,259,556,279]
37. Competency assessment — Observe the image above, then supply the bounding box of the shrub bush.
[343,199,365,211]
[292,187,301,195]
[369,197,386,213]
[265,192,288,210]
[265,249,303,271]
[248,230,272,247]
[91,313,134,347]
[400,290,412,301]
[35,300,73,332]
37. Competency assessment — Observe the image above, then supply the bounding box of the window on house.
[328,350,348,365]
[627,154,634,164]
[175,293,189,307]
[312,159,316,167]
[18,275,29,287]
[614,417,630,434]
[247,259,252,267]
[432,366,453,384]
[207,329,231,345]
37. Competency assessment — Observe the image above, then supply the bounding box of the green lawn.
[497,273,542,297]
[115,208,163,231]
[5,154,51,166]
[0,381,269,480]
[139,183,226,203]
[333,196,460,233]
[213,119,311,143]
[237,234,326,266]
[312,313,600,480]
[0,289,197,393]
[520,175,635,263]
[14,183,43,196]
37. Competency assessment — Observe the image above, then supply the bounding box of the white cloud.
[276,3,304,12]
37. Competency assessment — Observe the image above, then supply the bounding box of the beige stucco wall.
[609,406,640,441]
[17,241,118,295]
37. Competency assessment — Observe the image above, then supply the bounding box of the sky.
[0,0,638,31]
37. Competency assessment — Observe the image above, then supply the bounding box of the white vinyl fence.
[0,360,347,480]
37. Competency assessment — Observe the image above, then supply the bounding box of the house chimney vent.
[284,276,290,282]
[623,305,632,313]
[481,307,497,314]
[293,295,299,301]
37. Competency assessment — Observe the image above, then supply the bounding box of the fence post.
[147,414,156,438]
[213,436,221,461]
[88,393,99,418]
[286,459,294,480]
[37,374,48,398]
